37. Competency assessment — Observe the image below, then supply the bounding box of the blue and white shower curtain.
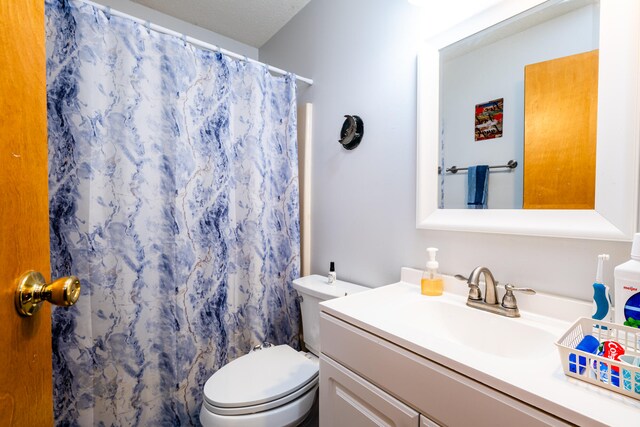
[46,1,300,425]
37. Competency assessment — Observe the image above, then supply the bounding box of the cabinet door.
[320,356,419,427]
[420,415,442,427]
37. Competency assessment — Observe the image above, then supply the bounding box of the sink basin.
[322,279,571,365]
[389,298,559,360]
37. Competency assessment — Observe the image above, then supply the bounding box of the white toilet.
[199,275,369,427]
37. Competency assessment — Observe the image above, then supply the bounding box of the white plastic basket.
[555,317,640,400]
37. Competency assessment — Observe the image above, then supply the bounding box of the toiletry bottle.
[421,248,443,296]
[615,233,640,327]
[592,253,612,322]
[328,262,336,284]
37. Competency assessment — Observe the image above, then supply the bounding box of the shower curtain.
[46,1,300,425]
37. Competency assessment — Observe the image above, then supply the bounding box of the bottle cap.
[329,262,335,272]
[426,247,439,270]
[632,233,640,260]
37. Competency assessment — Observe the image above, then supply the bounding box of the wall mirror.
[416,0,640,240]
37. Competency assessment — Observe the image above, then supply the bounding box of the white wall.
[90,0,258,59]
[260,0,631,301]
[441,5,598,209]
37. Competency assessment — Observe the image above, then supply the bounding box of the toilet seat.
[203,376,318,416]
[203,345,318,416]
[200,383,317,427]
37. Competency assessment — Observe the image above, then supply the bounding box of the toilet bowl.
[199,275,369,427]
[200,345,319,427]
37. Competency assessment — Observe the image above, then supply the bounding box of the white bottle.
[328,262,336,284]
[614,233,640,327]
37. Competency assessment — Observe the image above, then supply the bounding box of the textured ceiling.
[131,0,311,48]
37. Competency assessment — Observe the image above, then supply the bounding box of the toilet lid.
[203,345,319,409]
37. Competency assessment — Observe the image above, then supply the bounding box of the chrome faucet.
[461,266,535,318]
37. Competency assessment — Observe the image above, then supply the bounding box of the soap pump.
[421,247,443,296]
[592,253,612,322]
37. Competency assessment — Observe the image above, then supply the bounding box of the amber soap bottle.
[421,248,443,296]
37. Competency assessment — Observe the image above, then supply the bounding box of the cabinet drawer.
[320,355,420,427]
[320,313,573,427]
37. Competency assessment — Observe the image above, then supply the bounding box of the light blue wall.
[260,0,631,301]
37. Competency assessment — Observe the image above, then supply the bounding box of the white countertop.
[320,268,640,427]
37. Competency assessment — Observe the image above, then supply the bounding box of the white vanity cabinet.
[319,312,572,427]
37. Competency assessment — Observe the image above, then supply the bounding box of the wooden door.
[0,1,54,426]
[523,50,598,209]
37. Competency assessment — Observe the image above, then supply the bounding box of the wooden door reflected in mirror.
[523,50,598,209]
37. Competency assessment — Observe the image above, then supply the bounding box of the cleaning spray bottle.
[615,233,640,327]
[421,248,443,296]
[592,253,612,322]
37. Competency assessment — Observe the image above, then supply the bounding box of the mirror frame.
[417,0,640,241]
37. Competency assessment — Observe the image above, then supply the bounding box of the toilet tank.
[292,275,369,356]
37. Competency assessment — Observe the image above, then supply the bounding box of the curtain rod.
[80,0,314,86]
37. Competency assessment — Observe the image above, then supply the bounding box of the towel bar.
[438,160,518,175]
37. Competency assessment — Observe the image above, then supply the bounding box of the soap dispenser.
[421,248,443,296]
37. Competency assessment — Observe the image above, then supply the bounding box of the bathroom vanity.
[318,268,640,426]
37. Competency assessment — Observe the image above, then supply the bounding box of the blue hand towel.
[467,165,489,209]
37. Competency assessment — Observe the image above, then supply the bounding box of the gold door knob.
[14,271,81,317]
